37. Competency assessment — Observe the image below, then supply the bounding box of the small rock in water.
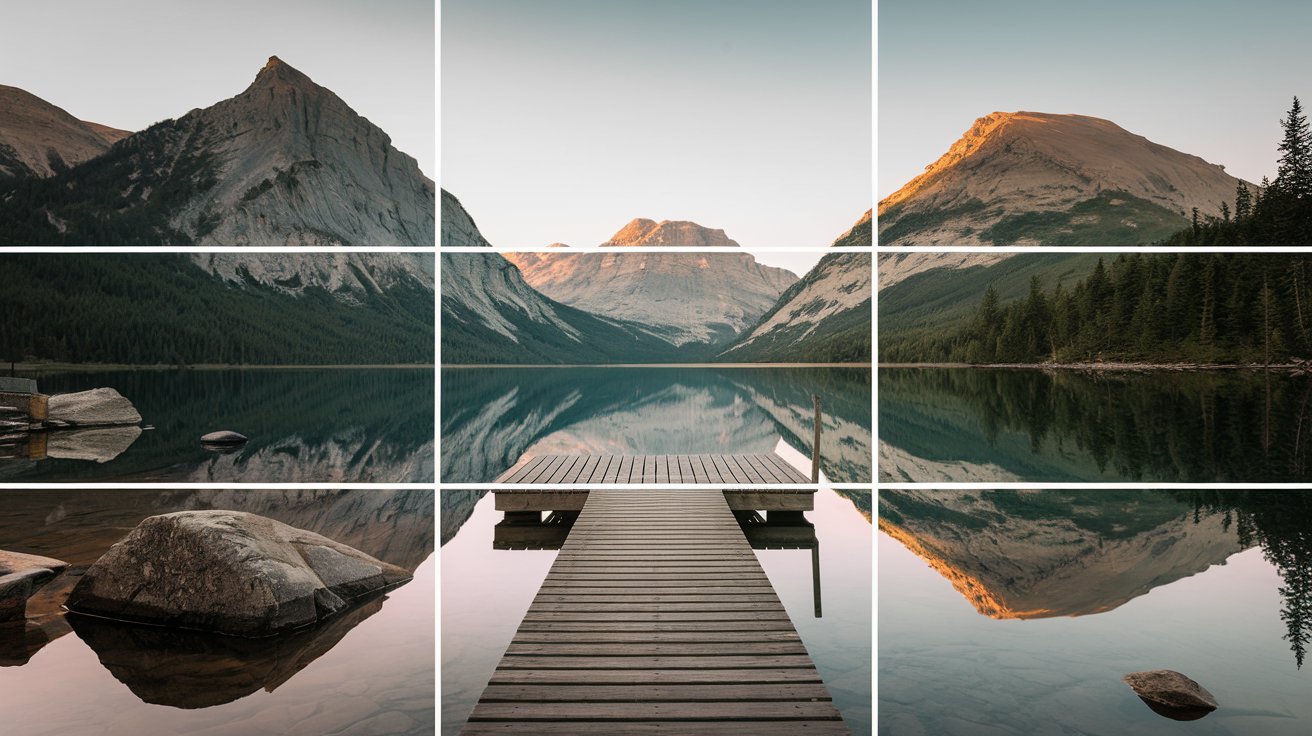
[200,430,248,445]
[1123,670,1218,721]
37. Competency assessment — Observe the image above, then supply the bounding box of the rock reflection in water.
[67,595,388,709]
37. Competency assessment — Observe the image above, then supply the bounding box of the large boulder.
[0,550,69,623]
[46,388,141,427]
[66,511,411,636]
[1123,670,1219,720]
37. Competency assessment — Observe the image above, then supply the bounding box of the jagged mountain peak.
[879,110,1256,245]
[603,218,740,246]
[250,55,321,93]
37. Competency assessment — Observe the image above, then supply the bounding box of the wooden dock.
[461,489,849,735]
[494,453,811,485]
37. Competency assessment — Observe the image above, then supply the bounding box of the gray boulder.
[200,430,248,445]
[66,511,411,637]
[0,550,69,623]
[46,388,141,427]
[1123,670,1219,720]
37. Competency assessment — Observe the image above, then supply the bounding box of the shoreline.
[9,363,435,373]
[440,362,873,369]
[879,361,1312,372]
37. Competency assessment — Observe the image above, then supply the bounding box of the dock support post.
[811,394,822,483]
[812,539,822,618]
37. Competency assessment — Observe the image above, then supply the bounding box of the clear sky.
[443,0,872,248]
[880,0,1312,199]
[1,0,434,178]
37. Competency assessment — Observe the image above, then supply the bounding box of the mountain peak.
[251,55,317,91]
[603,218,739,246]
[879,109,1254,245]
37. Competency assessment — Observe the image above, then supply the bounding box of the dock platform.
[461,489,849,735]
[494,453,810,484]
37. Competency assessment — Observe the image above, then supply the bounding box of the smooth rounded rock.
[1123,670,1218,721]
[66,511,411,637]
[200,430,248,445]
[0,550,69,623]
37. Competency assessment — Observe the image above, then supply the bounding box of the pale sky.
[443,0,872,248]
[881,0,1312,199]
[1,0,434,178]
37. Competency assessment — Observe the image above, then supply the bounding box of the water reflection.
[880,490,1312,665]
[0,369,435,482]
[880,367,1312,482]
[441,366,872,483]
[0,489,434,734]
[879,489,1312,735]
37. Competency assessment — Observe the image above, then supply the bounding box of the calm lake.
[441,488,872,735]
[880,489,1312,735]
[0,489,434,736]
[880,367,1312,482]
[1,369,434,482]
[441,366,872,483]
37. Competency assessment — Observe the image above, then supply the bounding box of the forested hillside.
[883,253,1312,364]
[0,255,433,365]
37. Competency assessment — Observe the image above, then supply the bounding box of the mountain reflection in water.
[441,366,872,483]
[880,490,1312,666]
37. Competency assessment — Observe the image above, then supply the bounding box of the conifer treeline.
[889,254,1312,364]
[0,255,434,365]
[1162,97,1312,244]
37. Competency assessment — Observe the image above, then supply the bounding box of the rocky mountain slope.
[0,85,129,180]
[721,252,871,362]
[193,252,433,303]
[879,111,1257,245]
[879,490,1245,618]
[504,222,797,346]
[440,191,676,364]
[0,57,434,245]
[830,209,872,247]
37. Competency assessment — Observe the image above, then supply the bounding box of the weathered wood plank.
[464,488,845,735]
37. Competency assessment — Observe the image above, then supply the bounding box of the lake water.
[880,489,1312,735]
[441,366,872,483]
[0,489,435,736]
[1,369,434,482]
[880,367,1312,482]
[440,488,872,734]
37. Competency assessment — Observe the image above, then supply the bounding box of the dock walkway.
[494,453,810,484]
[461,489,848,735]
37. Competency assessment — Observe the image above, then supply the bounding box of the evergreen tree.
[1277,96,1312,198]
[1236,180,1253,220]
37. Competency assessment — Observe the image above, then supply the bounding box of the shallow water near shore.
[880,366,1312,482]
[0,488,435,735]
[880,489,1312,735]
[440,488,872,734]
[0,368,434,482]
[440,365,872,483]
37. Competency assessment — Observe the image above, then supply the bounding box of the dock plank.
[496,454,808,484]
[463,488,846,734]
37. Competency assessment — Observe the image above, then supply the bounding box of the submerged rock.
[200,430,248,446]
[0,550,69,623]
[66,511,411,636]
[46,388,141,427]
[1123,670,1219,720]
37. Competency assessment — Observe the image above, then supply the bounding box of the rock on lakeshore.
[0,550,70,623]
[66,511,411,636]
[46,388,141,427]
[1123,670,1219,720]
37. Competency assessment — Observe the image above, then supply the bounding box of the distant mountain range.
[439,190,872,364]
[879,111,1256,245]
[0,57,433,245]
